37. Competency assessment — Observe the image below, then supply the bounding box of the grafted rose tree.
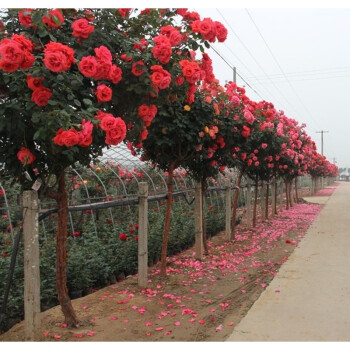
[274,115,310,209]
[0,7,228,324]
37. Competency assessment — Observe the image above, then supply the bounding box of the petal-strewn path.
[227,181,350,341]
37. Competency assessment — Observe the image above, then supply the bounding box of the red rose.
[120,53,132,62]
[17,147,36,165]
[131,60,145,77]
[179,60,201,84]
[108,65,122,84]
[20,51,35,70]
[215,21,228,42]
[53,128,80,147]
[94,60,112,80]
[95,84,112,103]
[151,42,172,64]
[79,56,97,77]
[150,65,171,90]
[94,46,112,63]
[119,233,127,241]
[72,18,95,39]
[73,232,80,237]
[138,104,157,126]
[18,9,35,28]
[241,125,251,138]
[139,129,148,141]
[0,39,24,66]
[43,42,75,72]
[105,118,126,145]
[31,86,52,106]
[100,114,117,131]
[26,75,43,91]
[0,61,19,72]
[42,9,64,28]
[78,119,93,147]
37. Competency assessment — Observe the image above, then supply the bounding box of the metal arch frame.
[0,183,14,240]
[69,168,98,236]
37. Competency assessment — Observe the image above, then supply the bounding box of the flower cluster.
[0,34,35,72]
[191,17,228,43]
[95,111,127,146]
[53,120,93,147]
[43,41,75,73]
[79,46,122,84]
[137,104,158,127]
[72,18,95,39]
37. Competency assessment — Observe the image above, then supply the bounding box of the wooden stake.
[138,182,148,288]
[194,181,204,260]
[23,190,41,341]
[225,185,232,240]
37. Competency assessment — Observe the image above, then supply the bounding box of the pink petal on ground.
[228,322,234,326]
[145,322,153,326]
[216,325,223,331]
[73,333,84,338]
[43,332,49,337]
[241,290,246,294]
[164,330,172,335]
[146,332,151,336]
[198,320,205,324]
[155,327,164,331]
[87,331,95,337]
[275,289,280,293]
[174,321,181,326]
[210,308,215,312]
[109,316,118,320]
[60,323,67,328]
[53,335,61,340]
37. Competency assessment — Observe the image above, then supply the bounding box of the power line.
[215,8,313,128]
[244,8,322,130]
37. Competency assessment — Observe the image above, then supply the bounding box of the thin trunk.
[55,173,80,327]
[265,182,269,220]
[231,171,243,238]
[201,180,208,254]
[160,162,175,276]
[252,178,258,227]
[295,177,299,203]
[274,178,278,215]
[285,180,290,210]
[289,180,294,208]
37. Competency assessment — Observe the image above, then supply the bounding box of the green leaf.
[83,99,92,106]
[57,75,64,81]
[74,99,81,107]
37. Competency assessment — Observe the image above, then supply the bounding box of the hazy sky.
[193,6,350,168]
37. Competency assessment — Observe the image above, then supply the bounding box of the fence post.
[194,181,204,260]
[23,190,40,341]
[246,178,252,228]
[225,185,232,240]
[138,182,148,288]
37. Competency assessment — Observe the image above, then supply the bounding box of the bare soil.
[0,196,322,342]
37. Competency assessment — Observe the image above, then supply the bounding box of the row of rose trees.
[0,8,337,328]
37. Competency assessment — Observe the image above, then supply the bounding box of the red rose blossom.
[119,233,127,241]
[53,128,80,147]
[42,9,64,28]
[31,86,52,106]
[18,9,35,28]
[95,84,112,103]
[79,56,97,77]
[72,18,95,39]
[131,60,145,77]
[43,41,75,72]
[17,147,36,165]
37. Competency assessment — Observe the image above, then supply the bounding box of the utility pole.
[233,67,237,83]
[316,130,329,156]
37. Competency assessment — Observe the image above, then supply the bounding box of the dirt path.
[0,188,328,342]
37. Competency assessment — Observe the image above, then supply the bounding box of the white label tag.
[32,179,42,191]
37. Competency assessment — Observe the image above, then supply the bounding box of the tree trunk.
[252,178,259,227]
[55,172,80,327]
[265,182,269,220]
[231,171,243,238]
[201,180,208,254]
[285,180,290,210]
[289,180,294,208]
[295,177,299,203]
[160,162,175,276]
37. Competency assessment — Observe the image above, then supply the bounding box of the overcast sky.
[192,6,350,168]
